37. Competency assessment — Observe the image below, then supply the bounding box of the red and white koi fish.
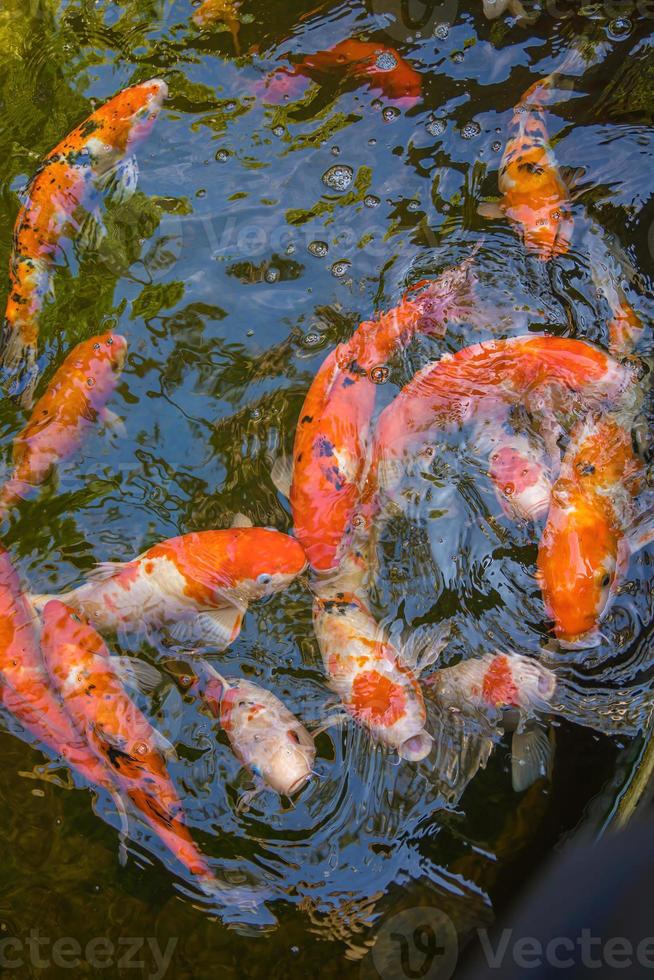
[479,72,575,260]
[0,545,124,794]
[313,592,434,761]
[31,523,307,648]
[197,666,316,801]
[1,79,167,405]
[366,336,635,512]
[470,413,556,521]
[426,652,558,792]
[41,599,215,885]
[273,260,476,572]
[258,38,422,107]
[537,414,651,647]
[0,332,127,519]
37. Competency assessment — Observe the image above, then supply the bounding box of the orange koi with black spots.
[1,79,167,405]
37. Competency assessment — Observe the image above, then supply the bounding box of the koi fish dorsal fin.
[230,512,253,528]
[511,725,554,793]
[88,560,129,582]
[271,455,293,499]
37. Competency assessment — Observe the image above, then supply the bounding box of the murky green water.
[0,0,653,976]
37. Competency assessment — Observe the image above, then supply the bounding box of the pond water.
[0,0,653,977]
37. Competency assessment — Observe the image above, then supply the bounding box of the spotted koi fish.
[273,260,476,572]
[0,332,127,519]
[537,414,652,647]
[313,591,434,761]
[40,599,216,885]
[1,79,167,405]
[258,38,422,107]
[479,72,574,260]
[31,523,307,648]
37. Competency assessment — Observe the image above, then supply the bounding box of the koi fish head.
[41,598,107,658]
[538,498,620,646]
[509,201,573,261]
[69,332,127,404]
[87,79,168,162]
[349,665,433,761]
[235,530,307,600]
[220,679,315,795]
[489,442,552,521]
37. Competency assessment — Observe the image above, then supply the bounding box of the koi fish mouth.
[556,629,604,651]
[398,730,433,761]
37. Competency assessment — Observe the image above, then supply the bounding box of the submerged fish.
[31,523,307,648]
[313,591,434,761]
[0,545,122,794]
[259,38,422,107]
[0,332,127,519]
[479,71,575,259]
[41,599,215,885]
[198,666,316,801]
[1,79,167,405]
[426,651,557,792]
[275,260,476,572]
[193,0,241,54]
[481,0,536,23]
[537,414,651,647]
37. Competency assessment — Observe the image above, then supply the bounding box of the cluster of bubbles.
[321,164,354,192]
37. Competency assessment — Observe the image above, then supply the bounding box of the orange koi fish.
[32,523,307,647]
[313,592,434,761]
[198,666,315,800]
[367,336,635,509]
[273,262,475,572]
[479,74,574,259]
[0,332,127,519]
[259,38,422,107]
[193,0,241,54]
[537,414,650,646]
[41,599,216,884]
[1,79,167,405]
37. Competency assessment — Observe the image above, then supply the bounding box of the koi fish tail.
[126,784,214,882]
[407,245,480,337]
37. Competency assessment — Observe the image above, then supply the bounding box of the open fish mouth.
[398,731,434,762]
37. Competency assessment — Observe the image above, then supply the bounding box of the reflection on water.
[0,0,653,974]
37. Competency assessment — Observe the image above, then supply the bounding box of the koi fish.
[0,545,124,795]
[481,0,536,24]
[1,78,167,405]
[259,38,422,107]
[470,413,556,521]
[0,332,127,519]
[426,652,557,792]
[198,666,316,802]
[193,0,241,54]
[273,260,476,572]
[31,522,307,647]
[367,336,635,510]
[312,592,434,761]
[40,599,217,885]
[537,414,651,646]
[586,222,644,357]
[479,73,574,260]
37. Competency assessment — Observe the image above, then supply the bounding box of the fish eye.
[93,343,101,351]
[504,483,515,496]
[257,573,272,586]
[87,377,95,387]
[601,574,611,588]
[107,337,114,345]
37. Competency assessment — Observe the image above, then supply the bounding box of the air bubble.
[461,121,481,140]
[382,106,401,122]
[215,148,230,162]
[492,140,502,152]
[433,23,449,39]
[285,243,296,255]
[375,51,397,72]
[607,17,632,40]
[225,101,236,111]
[452,51,464,64]
[272,125,284,137]
[368,138,377,146]
[369,365,390,384]
[250,408,262,421]
[265,267,280,283]
[308,240,328,257]
[426,117,446,136]
[322,164,354,191]
[331,260,351,278]
[331,145,340,156]
[407,200,420,212]
[364,195,380,208]
[302,332,322,348]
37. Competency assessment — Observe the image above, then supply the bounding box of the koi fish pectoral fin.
[477,200,505,221]
[270,454,293,499]
[109,655,162,695]
[400,621,452,675]
[168,605,245,652]
[626,506,654,555]
[99,407,127,439]
[97,155,140,206]
[510,725,554,793]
